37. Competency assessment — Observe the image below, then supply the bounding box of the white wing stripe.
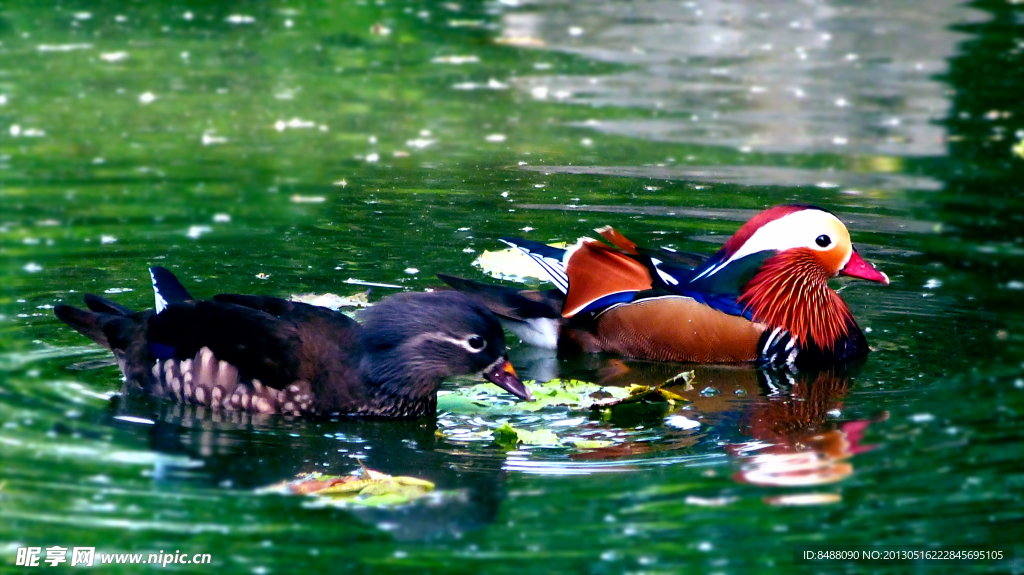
[501,240,570,292]
[150,269,168,314]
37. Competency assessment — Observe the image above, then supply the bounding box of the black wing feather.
[436,274,564,321]
[148,301,306,388]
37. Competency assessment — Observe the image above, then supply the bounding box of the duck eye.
[815,234,832,248]
[466,335,486,351]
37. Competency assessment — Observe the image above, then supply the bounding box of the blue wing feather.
[500,236,753,320]
[578,291,638,314]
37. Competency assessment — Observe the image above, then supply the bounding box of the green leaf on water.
[569,439,615,449]
[439,375,692,415]
[493,422,562,446]
[439,379,633,414]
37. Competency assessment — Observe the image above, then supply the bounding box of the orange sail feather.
[563,241,652,317]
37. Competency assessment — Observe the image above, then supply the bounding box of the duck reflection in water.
[92,353,885,541]
[533,352,886,492]
[106,396,512,542]
[727,367,886,491]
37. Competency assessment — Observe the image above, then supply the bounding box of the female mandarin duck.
[440,204,889,369]
[55,267,529,418]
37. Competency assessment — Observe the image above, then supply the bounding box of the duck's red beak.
[841,250,889,285]
[483,358,532,401]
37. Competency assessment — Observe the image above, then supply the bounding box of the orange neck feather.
[738,250,855,351]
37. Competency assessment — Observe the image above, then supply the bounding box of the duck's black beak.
[483,358,532,401]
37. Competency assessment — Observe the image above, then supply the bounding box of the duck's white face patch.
[695,209,851,280]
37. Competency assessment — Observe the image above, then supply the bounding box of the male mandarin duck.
[439,204,889,369]
[55,267,529,418]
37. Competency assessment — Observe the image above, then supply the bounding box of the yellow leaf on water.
[260,467,435,507]
[472,243,573,283]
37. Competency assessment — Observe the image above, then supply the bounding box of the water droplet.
[700,387,719,397]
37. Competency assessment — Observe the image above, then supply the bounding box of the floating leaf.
[439,379,632,414]
[259,468,435,507]
[438,378,690,415]
[472,243,572,283]
[290,291,371,309]
[493,422,562,446]
[569,439,615,449]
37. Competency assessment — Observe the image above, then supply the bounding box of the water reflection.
[2,0,1021,567]
[106,396,510,542]
[524,356,882,500]
[58,347,882,545]
[502,0,987,157]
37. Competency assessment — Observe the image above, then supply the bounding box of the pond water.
[2,0,1023,572]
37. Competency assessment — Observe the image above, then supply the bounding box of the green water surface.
[1,1,1023,573]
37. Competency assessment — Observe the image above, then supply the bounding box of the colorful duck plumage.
[440,204,888,369]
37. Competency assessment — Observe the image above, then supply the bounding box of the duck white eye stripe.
[407,332,487,353]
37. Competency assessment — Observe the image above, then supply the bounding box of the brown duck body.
[55,270,528,418]
[582,297,765,363]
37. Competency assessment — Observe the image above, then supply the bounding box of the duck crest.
[738,249,855,351]
[720,205,808,256]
